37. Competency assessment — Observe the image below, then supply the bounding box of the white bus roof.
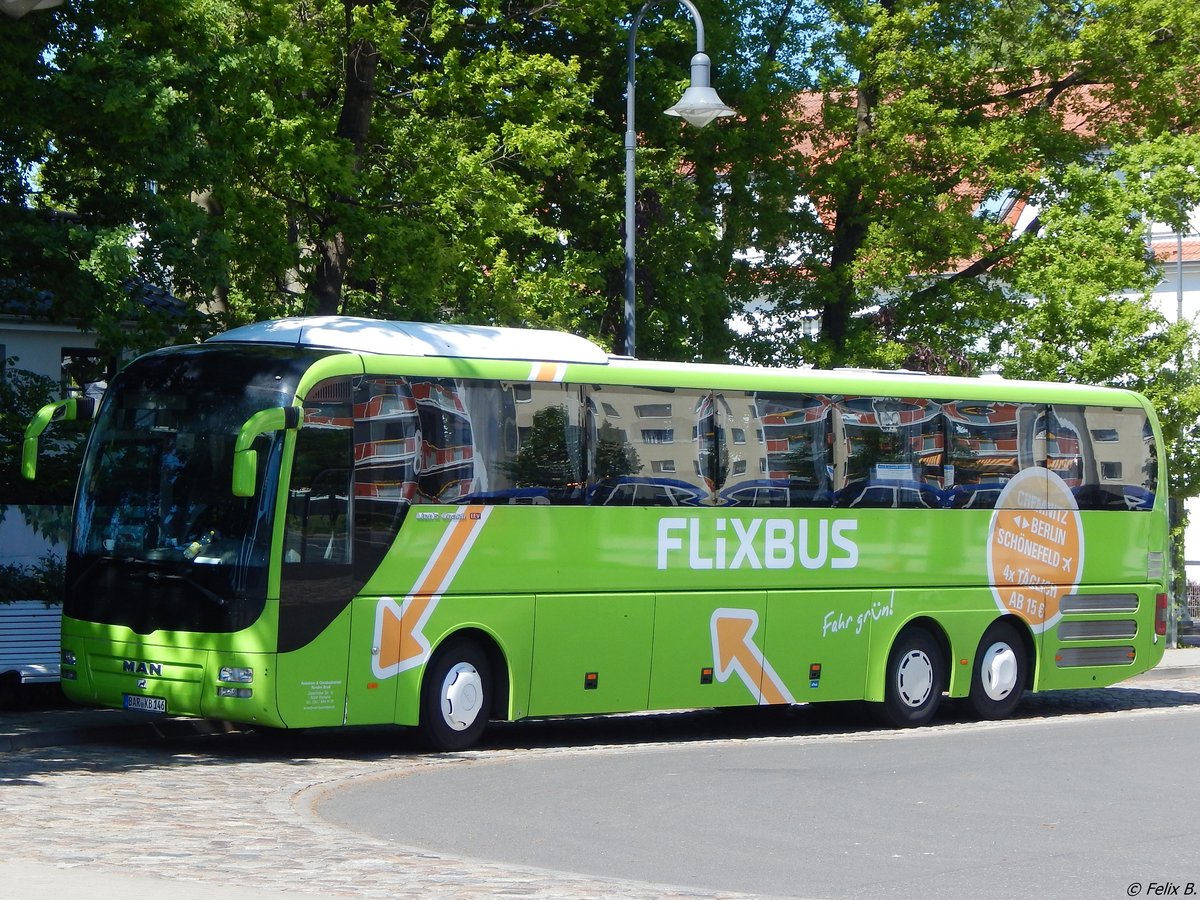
[207,316,611,365]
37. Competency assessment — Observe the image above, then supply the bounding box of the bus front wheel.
[967,622,1027,720]
[419,637,492,752]
[878,628,945,728]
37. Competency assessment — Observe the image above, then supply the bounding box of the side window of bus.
[284,379,353,567]
[353,377,420,575]
[586,385,714,506]
[1049,405,1154,511]
[717,392,833,508]
[944,401,1044,510]
[409,378,475,503]
[483,381,584,504]
[831,397,944,509]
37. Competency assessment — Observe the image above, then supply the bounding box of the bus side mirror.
[232,405,302,497]
[22,396,96,480]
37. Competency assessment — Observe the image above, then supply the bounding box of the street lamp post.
[623,0,734,358]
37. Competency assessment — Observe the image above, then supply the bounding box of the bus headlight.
[218,666,254,683]
[217,686,253,699]
[62,649,77,666]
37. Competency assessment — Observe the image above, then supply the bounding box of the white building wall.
[0,318,99,383]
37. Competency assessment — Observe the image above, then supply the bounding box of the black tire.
[877,628,945,728]
[418,637,492,752]
[0,672,22,711]
[967,621,1027,720]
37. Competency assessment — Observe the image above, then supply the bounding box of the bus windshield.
[67,344,334,635]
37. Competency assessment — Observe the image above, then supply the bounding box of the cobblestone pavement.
[3,672,1200,899]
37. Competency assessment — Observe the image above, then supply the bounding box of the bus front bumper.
[59,633,284,728]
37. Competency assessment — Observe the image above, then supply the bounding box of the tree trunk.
[820,74,877,363]
[308,27,379,316]
[822,182,866,362]
[819,0,892,365]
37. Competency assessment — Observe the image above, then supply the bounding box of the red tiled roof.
[1151,237,1200,264]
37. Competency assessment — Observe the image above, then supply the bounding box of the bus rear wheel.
[967,621,1027,720]
[419,637,492,752]
[878,628,944,728]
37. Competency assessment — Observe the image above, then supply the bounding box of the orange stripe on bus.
[413,507,485,595]
[529,362,565,382]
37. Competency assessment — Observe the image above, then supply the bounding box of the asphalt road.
[318,701,1200,899]
[4,673,1200,899]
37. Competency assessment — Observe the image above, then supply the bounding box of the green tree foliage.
[2,0,1198,497]
[733,0,1200,369]
[0,1,793,361]
[717,0,1200,502]
[0,555,64,606]
[2,1,628,350]
[1000,297,1200,501]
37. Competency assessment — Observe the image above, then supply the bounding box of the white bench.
[0,600,61,685]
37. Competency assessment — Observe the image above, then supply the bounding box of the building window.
[635,403,673,418]
[641,429,674,444]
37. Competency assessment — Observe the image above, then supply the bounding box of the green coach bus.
[22,317,1169,749]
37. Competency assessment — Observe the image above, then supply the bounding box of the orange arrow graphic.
[710,608,795,705]
[373,506,491,679]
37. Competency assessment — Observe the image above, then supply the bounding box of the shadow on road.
[3,681,1198,782]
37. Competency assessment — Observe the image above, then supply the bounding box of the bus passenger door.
[341,376,418,725]
[343,595,400,725]
[275,383,357,728]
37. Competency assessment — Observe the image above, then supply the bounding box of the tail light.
[1155,593,1168,636]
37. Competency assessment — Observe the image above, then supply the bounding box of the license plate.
[123,693,167,714]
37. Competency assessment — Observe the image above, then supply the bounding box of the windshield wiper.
[147,570,228,608]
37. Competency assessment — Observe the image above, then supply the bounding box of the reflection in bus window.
[412,379,475,503]
[587,385,713,506]
[1039,407,1084,486]
[352,377,419,578]
[496,383,584,504]
[1049,405,1155,510]
[943,401,1042,510]
[718,392,832,507]
[833,397,943,509]
[352,378,583,510]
